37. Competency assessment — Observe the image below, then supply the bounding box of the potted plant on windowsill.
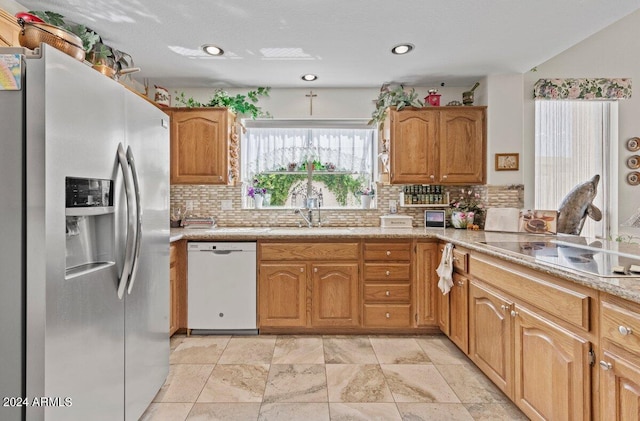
[357,187,375,209]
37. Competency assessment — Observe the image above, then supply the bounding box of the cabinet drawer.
[470,255,591,331]
[364,283,410,303]
[363,304,411,327]
[602,299,640,355]
[364,263,410,280]
[452,249,468,273]
[260,242,359,261]
[364,242,411,261]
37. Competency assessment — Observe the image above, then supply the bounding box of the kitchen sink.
[206,227,271,233]
[268,227,355,235]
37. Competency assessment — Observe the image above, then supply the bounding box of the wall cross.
[305,90,317,115]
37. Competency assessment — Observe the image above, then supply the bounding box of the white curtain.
[535,100,616,238]
[241,127,374,181]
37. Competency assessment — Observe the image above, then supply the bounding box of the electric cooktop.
[481,238,640,278]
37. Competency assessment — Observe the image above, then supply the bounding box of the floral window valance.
[534,78,631,100]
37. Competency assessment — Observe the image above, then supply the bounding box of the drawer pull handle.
[385,290,391,296]
[300,268,304,273]
[385,312,391,319]
[314,267,318,273]
[386,251,391,256]
[618,326,633,336]
[599,361,613,370]
[385,270,391,276]
[510,310,518,318]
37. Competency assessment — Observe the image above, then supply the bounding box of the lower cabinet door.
[259,263,307,327]
[311,262,359,327]
[449,272,469,354]
[600,349,640,421]
[513,304,591,421]
[468,280,513,398]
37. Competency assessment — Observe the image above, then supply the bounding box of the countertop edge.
[169,227,640,305]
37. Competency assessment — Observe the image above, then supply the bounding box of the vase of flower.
[361,195,372,209]
[254,195,264,209]
[451,211,475,229]
[450,189,484,228]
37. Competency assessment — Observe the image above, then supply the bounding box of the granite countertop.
[170,226,640,304]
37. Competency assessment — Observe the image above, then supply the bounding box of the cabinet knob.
[430,175,435,180]
[385,312,391,319]
[618,326,633,336]
[385,270,391,276]
[386,251,391,256]
[442,175,448,180]
[510,310,518,318]
[457,280,465,286]
[501,304,507,311]
[599,360,613,371]
[300,268,304,273]
[314,267,318,273]
[385,290,391,296]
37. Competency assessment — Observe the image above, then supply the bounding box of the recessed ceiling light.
[301,74,318,81]
[391,44,414,55]
[201,44,224,56]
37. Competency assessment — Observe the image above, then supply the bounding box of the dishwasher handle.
[197,249,244,255]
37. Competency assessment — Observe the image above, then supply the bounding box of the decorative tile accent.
[170,183,524,228]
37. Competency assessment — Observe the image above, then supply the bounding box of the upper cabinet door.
[389,108,438,184]
[170,108,232,184]
[438,108,486,184]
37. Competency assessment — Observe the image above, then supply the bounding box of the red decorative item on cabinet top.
[425,89,441,106]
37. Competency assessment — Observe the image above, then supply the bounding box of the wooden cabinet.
[169,107,235,184]
[258,242,360,330]
[449,272,469,353]
[468,251,595,420]
[599,350,640,421]
[0,9,20,47]
[311,262,359,327]
[415,242,439,327]
[169,240,187,336]
[386,106,486,185]
[363,241,412,328]
[599,294,640,420]
[469,279,513,397]
[437,244,469,352]
[513,304,591,421]
[258,263,307,327]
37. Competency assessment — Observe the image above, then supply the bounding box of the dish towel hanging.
[437,243,454,294]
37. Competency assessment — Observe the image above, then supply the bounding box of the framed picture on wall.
[495,153,519,171]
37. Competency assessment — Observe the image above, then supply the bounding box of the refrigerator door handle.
[117,143,136,299]
[126,145,143,294]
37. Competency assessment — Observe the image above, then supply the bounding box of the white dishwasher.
[188,242,257,334]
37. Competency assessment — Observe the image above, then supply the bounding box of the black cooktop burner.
[481,240,640,278]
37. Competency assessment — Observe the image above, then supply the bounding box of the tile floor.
[141,335,528,421]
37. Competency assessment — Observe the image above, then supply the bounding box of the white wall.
[522,9,640,238]
[168,86,467,120]
[485,74,525,186]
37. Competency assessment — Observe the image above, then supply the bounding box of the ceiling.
[16,0,640,88]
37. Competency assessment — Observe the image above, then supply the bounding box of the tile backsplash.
[170,183,524,228]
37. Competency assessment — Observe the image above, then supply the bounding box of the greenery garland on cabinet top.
[174,87,271,119]
[369,85,424,125]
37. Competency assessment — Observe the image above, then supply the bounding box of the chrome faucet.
[294,197,321,227]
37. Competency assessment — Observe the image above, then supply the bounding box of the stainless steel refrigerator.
[0,44,170,421]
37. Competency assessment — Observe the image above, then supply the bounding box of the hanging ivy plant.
[174,87,271,119]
